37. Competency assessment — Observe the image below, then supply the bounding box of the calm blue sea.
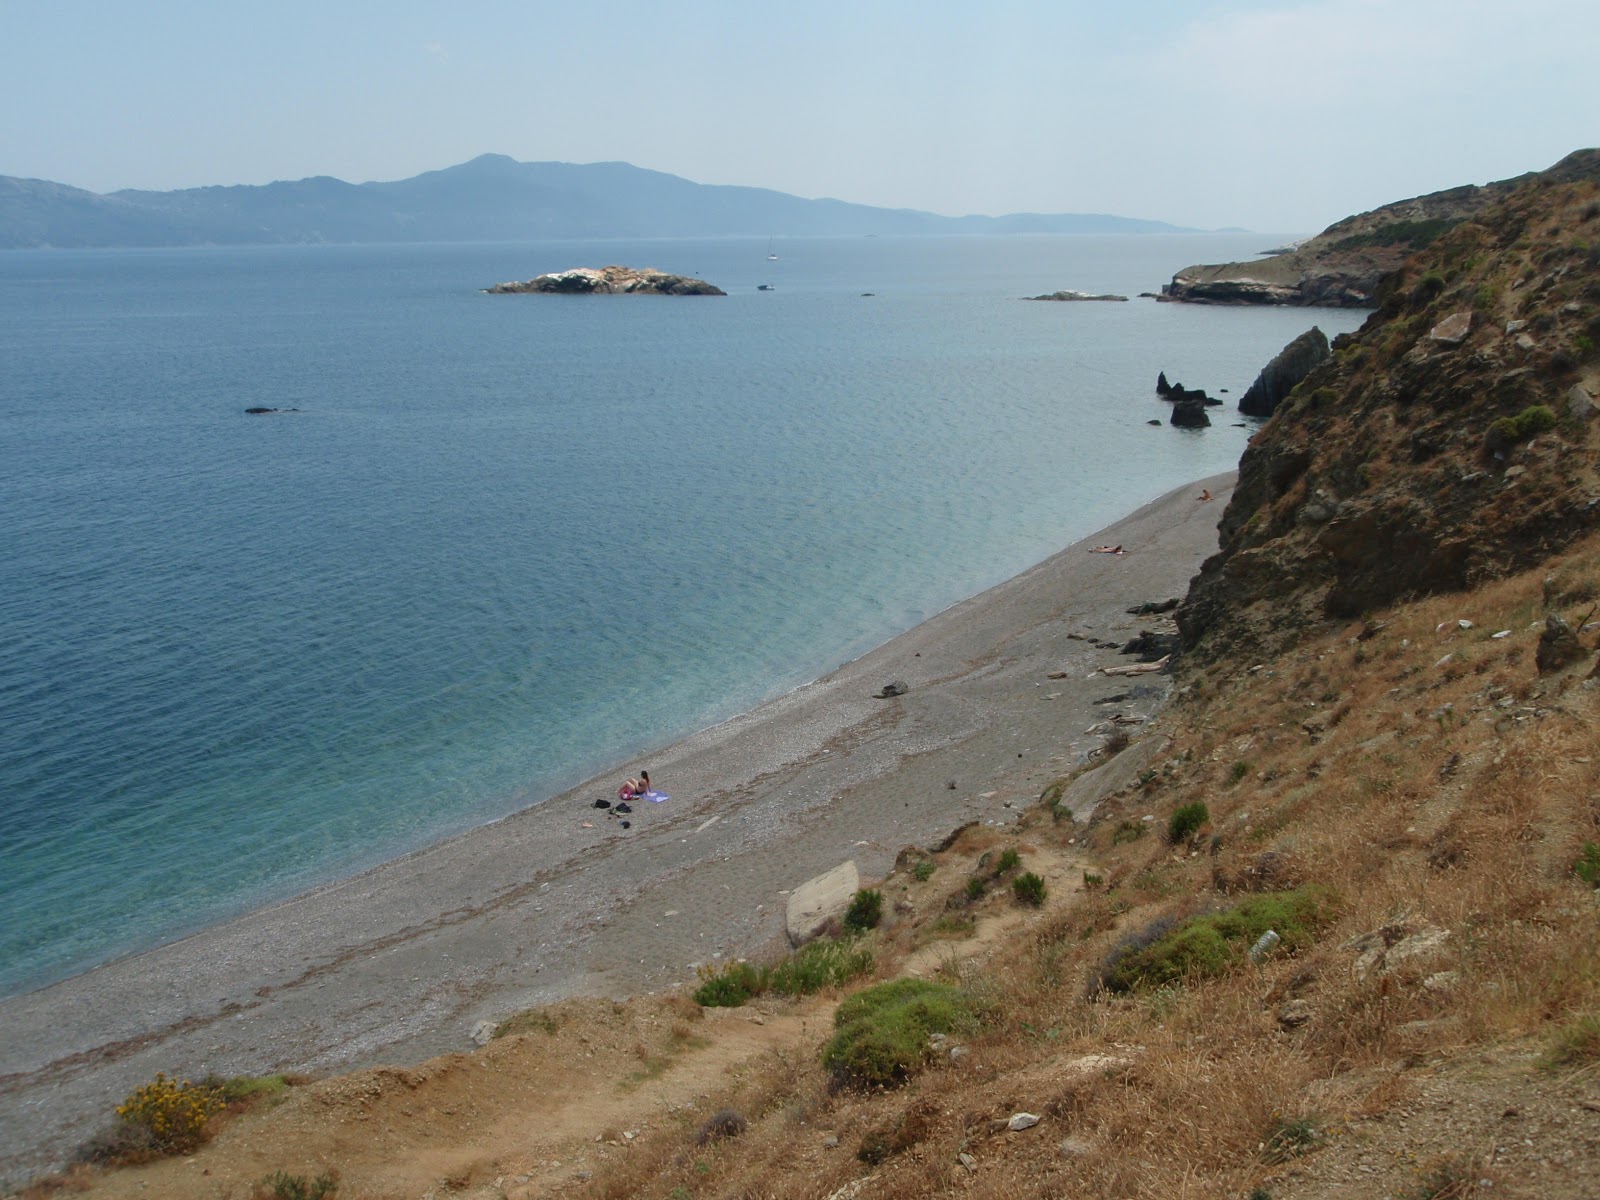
[0,235,1366,997]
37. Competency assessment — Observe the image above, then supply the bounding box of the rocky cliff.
[1162,149,1600,307]
[1180,151,1600,661]
[484,265,725,295]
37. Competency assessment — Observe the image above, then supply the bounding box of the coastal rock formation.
[1169,397,1211,428]
[1025,289,1129,302]
[1179,153,1600,662]
[484,265,725,296]
[1161,149,1600,307]
[1237,327,1331,417]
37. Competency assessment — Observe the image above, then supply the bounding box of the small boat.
[757,284,774,291]
[766,237,779,261]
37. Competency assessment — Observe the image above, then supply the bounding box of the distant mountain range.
[0,155,1198,249]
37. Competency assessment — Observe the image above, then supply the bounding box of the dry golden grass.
[562,536,1600,1199]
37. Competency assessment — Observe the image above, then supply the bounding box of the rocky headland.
[1181,151,1600,661]
[1161,148,1600,307]
[483,265,725,295]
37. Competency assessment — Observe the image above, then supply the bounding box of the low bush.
[694,1109,748,1144]
[766,939,873,997]
[1013,872,1047,907]
[1485,404,1557,454]
[1574,842,1600,887]
[1540,1014,1600,1069]
[843,888,883,933]
[254,1170,339,1200]
[965,877,986,902]
[113,1073,223,1156]
[693,960,765,1008]
[912,858,936,882]
[822,979,980,1087]
[994,848,1021,876]
[1098,887,1332,993]
[1111,819,1147,845]
[1168,801,1210,844]
[694,938,873,1007]
[1261,1115,1322,1164]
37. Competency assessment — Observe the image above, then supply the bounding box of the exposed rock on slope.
[484,265,725,295]
[1238,327,1330,417]
[1180,153,1600,661]
[1162,149,1600,307]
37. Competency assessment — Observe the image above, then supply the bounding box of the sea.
[0,234,1368,998]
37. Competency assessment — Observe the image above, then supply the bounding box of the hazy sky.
[4,0,1595,233]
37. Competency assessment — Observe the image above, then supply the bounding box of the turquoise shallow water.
[0,235,1367,996]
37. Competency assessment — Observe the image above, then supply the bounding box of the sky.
[3,0,1596,234]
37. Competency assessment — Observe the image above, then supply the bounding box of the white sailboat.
[766,237,779,261]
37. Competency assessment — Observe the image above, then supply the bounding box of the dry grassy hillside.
[15,163,1600,1200]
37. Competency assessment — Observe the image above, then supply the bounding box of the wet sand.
[0,472,1234,1178]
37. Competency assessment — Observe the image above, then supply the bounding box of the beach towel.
[641,790,670,803]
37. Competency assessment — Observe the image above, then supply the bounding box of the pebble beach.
[0,471,1234,1177]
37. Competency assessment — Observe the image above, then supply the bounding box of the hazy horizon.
[3,0,1596,234]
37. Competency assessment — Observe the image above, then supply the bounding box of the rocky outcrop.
[1025,290,1128,302]
[1169,397,1211,428]
[1161,150,1600,307]
[484,265,725,295]
[1237,327,1331,417]
[786,861,860,946]
[1157,376,1222,407]
[1179,153,1600,664]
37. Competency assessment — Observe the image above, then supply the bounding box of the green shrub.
[1261,1115,1322,1164]
[1410,269,1447,304]
[695,938,873,1007]
[965,877,986,902]
[995,848,1021,876]
[1334,217,1458,254]
[1040,776,1072,821]
[1013,872,1047,907]
[912,859,936,882]
[256,1170,340,1200]
[1575,843,1600,888]
[693,960,764,1008]
[767,939,873,997]
[1100,888,1332,993]
[1112,819,1147,845]
[1082,871,1103,890]
[1168,801,1210,844]
[843,888,884,933]
[1487,403,1557,453]
[822,979,980,1087]
[207,1073,295,1106]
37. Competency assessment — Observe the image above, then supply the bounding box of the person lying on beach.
[618,770,653,801]
[1090,544,1124,555]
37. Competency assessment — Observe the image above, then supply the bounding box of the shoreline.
[0,470,1235,1178]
